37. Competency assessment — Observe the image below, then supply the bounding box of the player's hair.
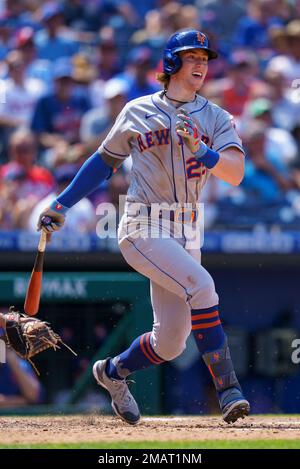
[156,72,170,89]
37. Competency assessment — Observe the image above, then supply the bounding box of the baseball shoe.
[93,359,140,425]
[219,387,250,424]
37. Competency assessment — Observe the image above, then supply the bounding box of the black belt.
[146,206,198,223]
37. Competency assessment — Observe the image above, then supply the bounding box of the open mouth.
[192,72,203,78]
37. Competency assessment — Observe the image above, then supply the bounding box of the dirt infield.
[0,415,300,445]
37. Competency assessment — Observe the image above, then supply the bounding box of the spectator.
[120,46,161,101]
[80,77,129,145]
[242,122,296,201]
[243,98,298,166]
[35,1,79,62]
[71,53,99,110]
[0,128,54,229]
[268,25,289,56]
[72,53,97,92]
[129,9,165,66]
[266,20,300,86]
[160,2,187,37]
[0,0,37,32]
[0,14,12,61]
[82,53,106,109]
[0,349,42,407]
[198,0,245,47]
[176,4,201,32]
[218,50,260,118]
[61,0,87,31]
[233,0,284,51]
[0,50,45,136]
[31,57,90,151]
[0,314,42,407]
[15,26,53,86]
[28,163,96,234]
[264,68,300,131]
[96,28,122,81]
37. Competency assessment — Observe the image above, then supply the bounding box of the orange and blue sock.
[191,305,225,354]
[105,332,164,380]
[191,305,241,393]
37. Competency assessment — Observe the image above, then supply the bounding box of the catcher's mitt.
[3,306,76,374]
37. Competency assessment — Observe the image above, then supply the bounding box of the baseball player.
[38,30,250,425]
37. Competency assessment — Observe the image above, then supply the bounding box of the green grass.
[1,440,300,449]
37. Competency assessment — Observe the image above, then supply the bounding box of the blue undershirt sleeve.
[55,151,113,210]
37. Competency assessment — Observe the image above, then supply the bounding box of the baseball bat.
[24,219,50,316]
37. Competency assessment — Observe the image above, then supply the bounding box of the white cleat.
[93,359,140,425]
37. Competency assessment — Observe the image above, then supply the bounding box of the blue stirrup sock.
[191,305,241,392]
[191,305,225,354]
[106,333,165,380]
[50,151,113,211]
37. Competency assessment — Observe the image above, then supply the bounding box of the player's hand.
[37,204,66,233]
[176,109,201,153]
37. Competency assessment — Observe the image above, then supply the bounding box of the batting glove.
[176,109,202,154]
[37,200,68,233]
[176,109,220,169]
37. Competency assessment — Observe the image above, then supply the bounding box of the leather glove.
[3,307,76,374]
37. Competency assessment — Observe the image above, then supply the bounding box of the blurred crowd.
[1,0,300,232]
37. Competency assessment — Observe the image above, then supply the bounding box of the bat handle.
[38,229,47,252]
[39,215,53,251]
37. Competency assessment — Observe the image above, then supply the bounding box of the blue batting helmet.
[163,30,218,75]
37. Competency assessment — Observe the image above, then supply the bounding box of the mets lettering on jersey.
[136,128,209,152]
[98,91,244,206]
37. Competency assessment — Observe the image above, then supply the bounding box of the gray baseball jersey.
[98,90,244,205]
[98,90,243,361]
